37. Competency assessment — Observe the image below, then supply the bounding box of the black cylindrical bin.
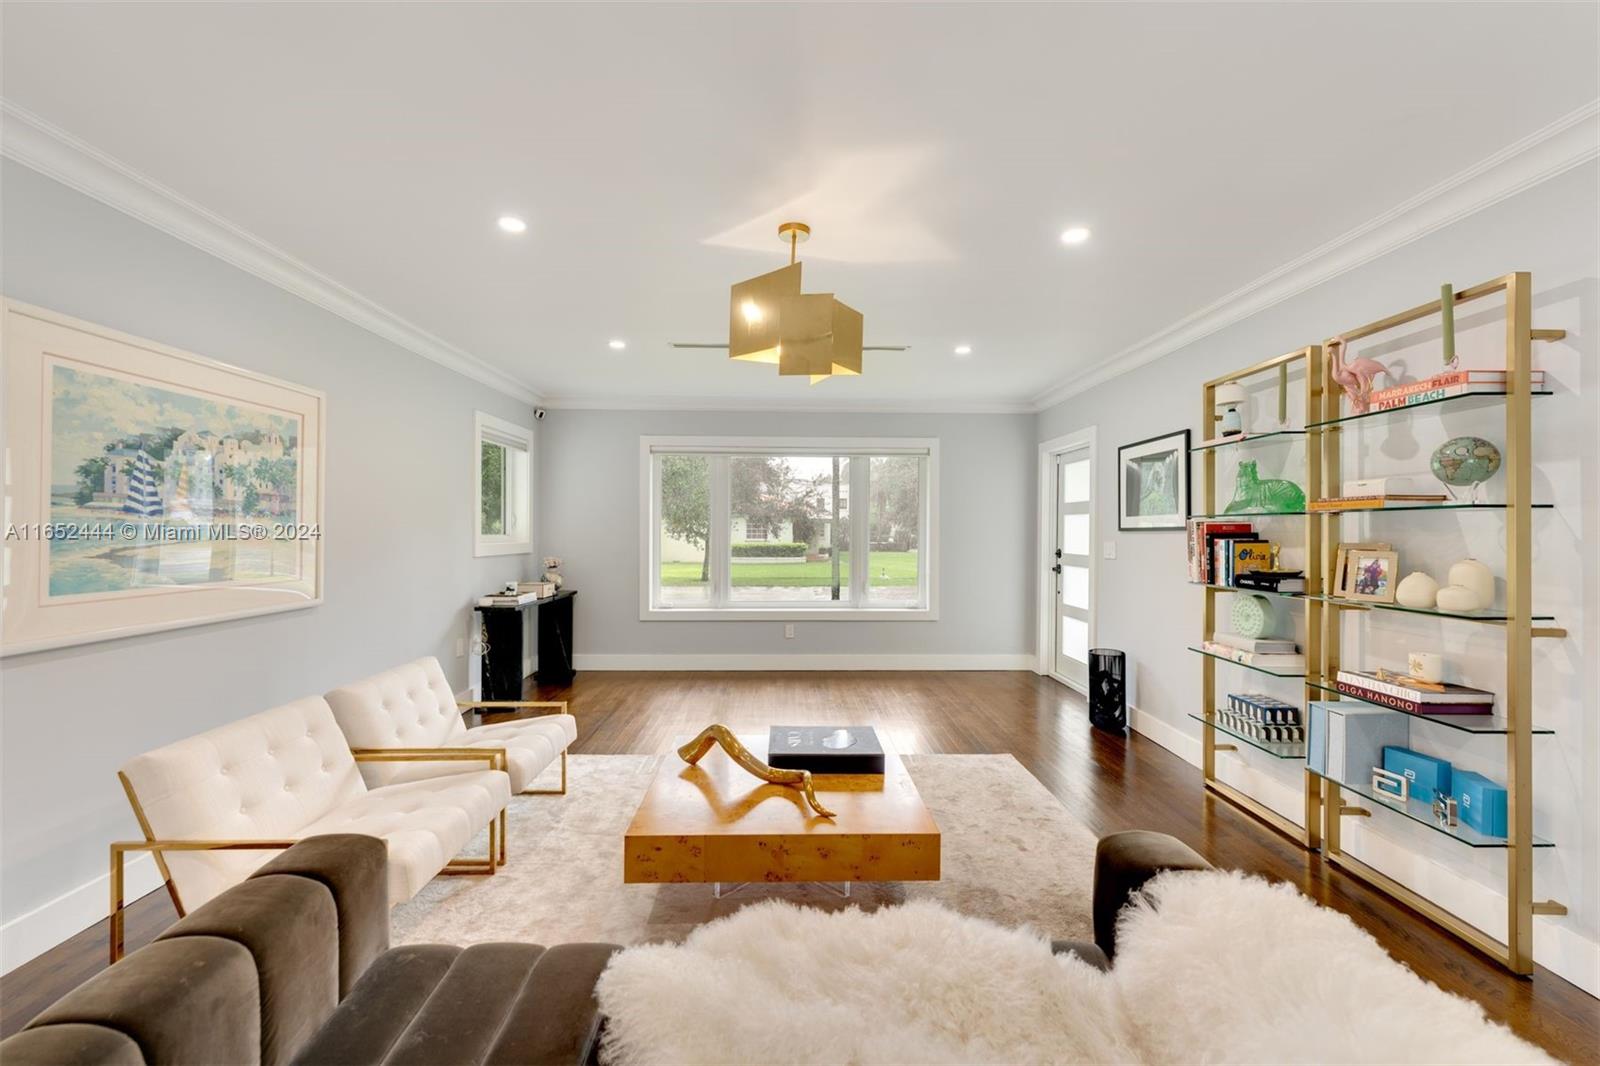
[1089,648,1127,734]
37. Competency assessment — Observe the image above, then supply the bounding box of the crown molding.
[1,100,543,406]
[541,393,1037,415]
[1031,98,1600,412]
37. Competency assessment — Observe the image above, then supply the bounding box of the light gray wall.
[538,409,1036,660]
[1037,161,1599,958]
[0,161,536,927]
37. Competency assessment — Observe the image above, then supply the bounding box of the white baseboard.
[0,854,162,976]
[1129,703,1202,765]
[572,653,1033,671]
[1131,705,1599,996]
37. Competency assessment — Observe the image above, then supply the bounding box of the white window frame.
[474,411,533,557]
[640,436,939,621]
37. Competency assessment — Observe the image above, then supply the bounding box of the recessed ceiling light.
[1059,226,1091,246]
[954,344,973,356]
[608,339,627,350]
[497,215,528,234]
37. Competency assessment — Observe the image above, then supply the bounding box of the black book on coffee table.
[767,726,885,775]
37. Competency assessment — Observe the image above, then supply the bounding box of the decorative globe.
[1430,436,1501,491]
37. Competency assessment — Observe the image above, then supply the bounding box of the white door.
[1053,448,1093,688]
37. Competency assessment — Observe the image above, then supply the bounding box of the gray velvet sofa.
[0,835,617,1066]
[0,830,1209,1065]
[1050,829,1213,970]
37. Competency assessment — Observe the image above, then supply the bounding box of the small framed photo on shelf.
[1332,541,1391,597]
[1118,429,1191,531]
[1345,548,1400,603]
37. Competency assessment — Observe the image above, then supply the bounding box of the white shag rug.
[596,870,1553,1066]
[392,753,1099,948]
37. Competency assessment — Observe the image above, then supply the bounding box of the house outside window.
[642,436,936,620]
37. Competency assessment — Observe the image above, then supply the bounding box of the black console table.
[474,589,576,699]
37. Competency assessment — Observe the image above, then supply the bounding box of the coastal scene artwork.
[1118,430,1190,531]
[4,301,324,655]
[48,363,304,597]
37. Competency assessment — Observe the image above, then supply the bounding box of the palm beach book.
[1335,669,1493,716]
[767,726,885,774]
[1368,369,1546,411]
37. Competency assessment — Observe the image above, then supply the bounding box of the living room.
[0,4,1596,1064]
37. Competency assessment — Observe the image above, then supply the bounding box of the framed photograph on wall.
[1118,429,1190,530]
[2,301,326,655]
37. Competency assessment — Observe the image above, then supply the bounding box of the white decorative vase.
[1395,571,1439,609]
[1446,558,1494,610]
[1435,585,1482,613]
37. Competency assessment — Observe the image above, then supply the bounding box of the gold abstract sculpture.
[677,724,837,819]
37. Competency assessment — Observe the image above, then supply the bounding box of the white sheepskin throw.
[1113,871,1553,1065]
[595,872,1552,1065]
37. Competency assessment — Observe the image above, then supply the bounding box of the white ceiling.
[4,3,1596,409]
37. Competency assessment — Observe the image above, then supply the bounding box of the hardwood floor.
[3,670,1595,1061]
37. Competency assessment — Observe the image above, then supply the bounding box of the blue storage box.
[1382,747,1453,805]
[1307,702,1410,784]
[1455,770,1508,838]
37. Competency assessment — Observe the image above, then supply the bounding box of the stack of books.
[1220,693,1304,744]
[1186,519,1266,585]
[1235,570,1305,594]
[476,581,557,608]
[1334,669,1494,717]
[1201,638,1305,674]
[1368,368,1546,412]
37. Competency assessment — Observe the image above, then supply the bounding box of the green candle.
[1440,283,1456,367]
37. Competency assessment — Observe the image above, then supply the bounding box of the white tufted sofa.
[117,694,511,922]
[325,656,577,795]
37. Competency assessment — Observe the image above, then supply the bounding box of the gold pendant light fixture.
[728,221,864,384]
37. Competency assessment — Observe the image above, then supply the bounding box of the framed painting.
[1118,430,1190,530]
[2,301,325,655]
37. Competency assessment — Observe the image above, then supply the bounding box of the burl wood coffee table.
[623,733,940,895]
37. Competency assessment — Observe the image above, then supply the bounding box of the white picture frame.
[2,301,326,655]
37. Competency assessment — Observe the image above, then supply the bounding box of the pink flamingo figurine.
[1327,337,1392,414]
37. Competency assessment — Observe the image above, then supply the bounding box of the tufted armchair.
[326,656,577,797]
[113,695,511,961]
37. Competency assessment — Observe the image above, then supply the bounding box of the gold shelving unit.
[1193,344,1324,850]
[1310,271,1566,976]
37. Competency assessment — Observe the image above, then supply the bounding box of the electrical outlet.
[1103,541,1117,560]
[455,637,466,657]
[784,623,795,639]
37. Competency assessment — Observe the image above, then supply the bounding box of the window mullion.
[849,457,869,606]
[710,455,731,607]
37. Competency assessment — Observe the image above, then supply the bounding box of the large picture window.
[642,437,936,619]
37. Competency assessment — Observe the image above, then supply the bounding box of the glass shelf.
[1190,429,1306,452]
[1305,679,1552,736]
[1308,388,1552,430]
[1301,593,1554,623]
[1191,510,1307,519]
[1309,768,1553,849]
[1189,713,1307,759]
[1310,501,1553,514]
[1189,645,1305,678]
[1188,583,1303,599]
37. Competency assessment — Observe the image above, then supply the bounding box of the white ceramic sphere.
[1435,584,1483,613]
[1395,571,1439,609]
[1446,558,1494,610]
